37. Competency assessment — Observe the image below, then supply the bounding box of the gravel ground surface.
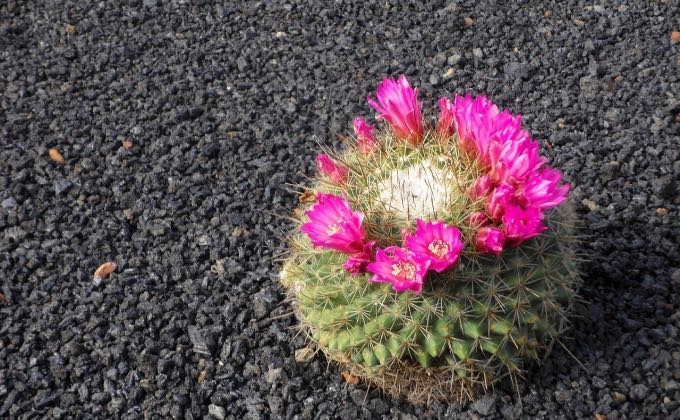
[1,1,679,419]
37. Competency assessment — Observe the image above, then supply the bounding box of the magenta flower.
[436,97,455,137]
[501,205,547,246]
[488,137,546,185]
[352,117,379,156]
[518,168,570,210]
[342,242,375,277]
[453,95,499,163]
[469,175,492,201]
[300,193,366,254]
[475,227,505,255]
[486,184,516,220]
[404,219,463,273]
[366,246,430,293]
[316,154,349,185]
[367,75,423,146]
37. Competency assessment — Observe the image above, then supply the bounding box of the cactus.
[280,76,580,403]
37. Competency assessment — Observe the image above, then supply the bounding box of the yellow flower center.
[391,261,416,280]
[326,224,342,236]
[428,239,450,259]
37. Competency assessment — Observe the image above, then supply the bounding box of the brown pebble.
[574,19,586,26]
[341,371,360,385]
[65,24,77,34]
[122,139,134,149]
[656,208,669,216]
[49,148,65,164]
[544,10,553,17]
[0,292,4,303]
[595,414,606,420]
[197,370,207,384]
[93,261,117,281]
[671,31,680,44]
[464,17,474,27]
[299,190,316,204]
[613,74,623,82]
[612,391,627,403]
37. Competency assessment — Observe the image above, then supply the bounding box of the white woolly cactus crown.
[280,75,580,404]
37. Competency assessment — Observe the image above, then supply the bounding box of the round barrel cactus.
[280,76,580,403]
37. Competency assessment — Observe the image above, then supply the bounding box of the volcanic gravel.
[1,1,679,419]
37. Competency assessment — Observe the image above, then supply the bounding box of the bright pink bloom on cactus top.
[352,117,378,155]
[487,184,517,221]
[366,246,430,293]
[469,175,493,201]
[453,96,534,172]
[518,167,570,210]
[453,95,499,163]
[475,227,505,255]
[316,154,349,184]
[367,75,423,146]
[488,137,546,185]
[436,97,455,137]
[404,219,463,273]
[342,242,375,277]
[300,193,366,254]
[502,205,547,246]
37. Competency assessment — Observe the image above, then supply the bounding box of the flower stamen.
[391,261,416,280]
[427,239,450,259]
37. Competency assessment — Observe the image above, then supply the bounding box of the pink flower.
[453,95,499,163]
[436,97,455,137]
[486,184,516,220]
[518,168,570,210]
[300,193,366,254]
[343,242,375,277]
[353,117,379,156]
[467,211,488,227]
[367,75,423,146]
[453,96,531,169]
[488,137,546,185]
[469,175,492,200]
[366,246,430,293]
[475,227,505,255]
[404,219,463,273]
[316,154,349,184]
[501,205,547,246]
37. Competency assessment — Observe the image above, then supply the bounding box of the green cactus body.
[280,89,581,403]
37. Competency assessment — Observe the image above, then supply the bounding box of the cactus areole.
[280,76,581,404]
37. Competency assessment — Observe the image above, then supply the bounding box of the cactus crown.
[281,76,580,404]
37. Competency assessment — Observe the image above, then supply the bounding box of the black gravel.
[1,1,679,419]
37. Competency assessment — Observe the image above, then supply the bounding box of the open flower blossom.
[316,154,349,184]
[518,167,570,210]
[502,205,546,246]
[367,246,430,293]
[488,137,546,185]
[453,95,499,162]
[475,227,505,255]
[405,219,463,273]
[343,242,375,277]
[368,75,423,146]
[353,117,379,155]
[436,97,455,137]
[300,193,366,254]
